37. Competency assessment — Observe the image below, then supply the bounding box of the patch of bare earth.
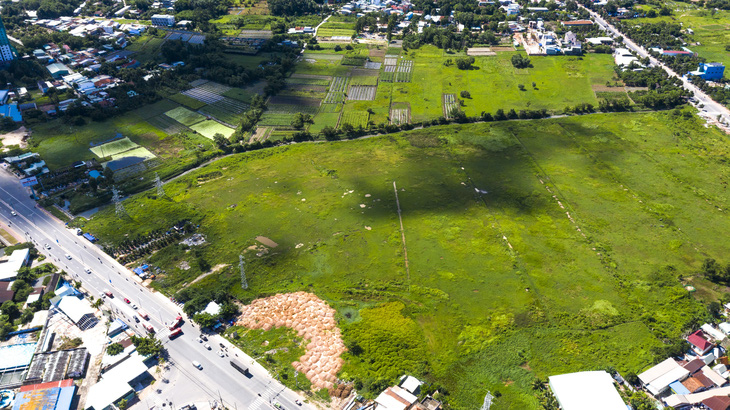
[190,263,229,285]
[0,126,29,150]
[236,291,346,390]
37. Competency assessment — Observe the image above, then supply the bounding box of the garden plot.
[164,107,206,127]
[381,63,397,83]
[268,96,321,114]
[350,69,379,86]
[384,55,398,65]
[442,94,459,117]
[182,87,225,104]
[190,79,209,87]
[196,81,232,95]
[339,111,369,128]
[190,120,235,139]
[258,113,297,128]
[347,86,377,101]
[364,61,382,70]
[90,136,138,158]
[199,97,249,125]
[147,115,189,135]
[390,102,411,125]
[323,77,349,104]
[395,60,414,83]
[169,93,207,110]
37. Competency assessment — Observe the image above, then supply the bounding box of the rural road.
[0,166,311,410]
[581,5,730,132]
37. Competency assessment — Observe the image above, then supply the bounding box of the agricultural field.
[190,120,236,139]
[165,107,206,127]
[339,111,369,128]
[77,110,728,408]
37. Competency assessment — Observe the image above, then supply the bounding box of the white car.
[10,211,16,216]
[204,343,211,350]
[217,350,225,357]
[84,268,92,274]
[192,361,202,370]
[131,303,138,310]
[65,254,72,260]
[44,244,51,250]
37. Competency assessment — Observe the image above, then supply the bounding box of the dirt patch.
[255,236,279,248]
[190,263,229,285]
[0,126,29,149]
[236,291,346,390]
[467,47,496,56]
[290,73,333,81]
[491,46,515,52]
[591,84,625,92]
[369,48,386,58]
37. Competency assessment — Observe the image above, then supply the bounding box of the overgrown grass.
[79,111,724,408]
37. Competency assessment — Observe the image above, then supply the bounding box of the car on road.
[44,244,51,250]
[217,350,224,357]
[103,289,113,298]
[295,399,302,406]
[124,298,130,304]
[169,328,183,339]
[84,267,92,274]
[143,322,155,333]
[204,343,211,350]
[192,361,203,370]
[130,303,138,310]
[199,334,208,341]
[137,310,149,320]
[10,211,16,216]
[273,402,283,409]
[196,337,203,343]
[64,254,72,260]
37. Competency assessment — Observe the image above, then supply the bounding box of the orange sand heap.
[236,291,346,390]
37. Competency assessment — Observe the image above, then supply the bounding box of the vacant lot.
[79,111,727,408]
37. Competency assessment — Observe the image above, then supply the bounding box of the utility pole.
[155,172,165,197]
[239,254,248,290]
[481,392,494,410]
[112,186,125,217]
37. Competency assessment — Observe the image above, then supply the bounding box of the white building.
[151,14,175,27]
[638,358,690,396]
[0,248,30,281]
[57,295,98,329]
[548,371,626,410]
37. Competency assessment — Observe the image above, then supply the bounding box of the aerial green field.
[78,110,728,408]
[190,120,236,139]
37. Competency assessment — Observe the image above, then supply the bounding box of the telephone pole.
[239,254,248,290]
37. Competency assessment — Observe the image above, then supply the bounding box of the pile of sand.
[236,291,346,390]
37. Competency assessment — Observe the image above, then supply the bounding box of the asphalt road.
[583,6,730,131]
[0,167,310,410]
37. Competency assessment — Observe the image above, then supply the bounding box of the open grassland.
[78,111,730,408]
[634,7,730,71]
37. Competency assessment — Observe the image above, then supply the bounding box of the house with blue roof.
[0,103,22,122]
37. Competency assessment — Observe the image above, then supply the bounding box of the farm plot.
[199,97,250,125]
[390,102,411,125]
[384,55,398,65]
[257,113,297,128]
[347,85,377,101]
[381,65,395,82]
[89,137,138,158]
[164,107,206,127]
[364,61,382,70]
[324,77,349,104]
[319,103,342,113]
[196,81,232,95]
[190,120,235,139]
[443,94,459,117]
[395,60,414,83]
[268,96,321,114]
[146,115,189,135]
[182,87,225,104]
[341,56,366,66]
[339,111,369,128]
[350,69,379,86]
[169,93,207,110]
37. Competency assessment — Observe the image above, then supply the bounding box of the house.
[47,62,70,78]
[151,14,175,27]
[84,354,150,410]
[0,104,22,122]
[563,31,582,55]
[688,330,714,355]
[719,322,730,335]
[681,373,714,393]
[638,358,690,396]
[57,295,97,330]
[664,386,730,408]
[586,37,613,45]
[614,48,640,68]
[702,324,727,342]
[375,386,419,410]
[400,375,423,395]
[548,371,626,410]
[0,248,31,281]
[702,396,730,410]
[662,49,695,57]
[12,379,76,410]
[688,63,725,81]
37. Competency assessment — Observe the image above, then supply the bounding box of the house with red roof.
[688,330,714,356]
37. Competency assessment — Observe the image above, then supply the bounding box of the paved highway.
[582,6,730,132]
[0,167,310,410]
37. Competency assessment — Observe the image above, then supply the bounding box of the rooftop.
[548,371,626,410]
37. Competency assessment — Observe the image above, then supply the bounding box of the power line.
[481,392,494,410]
[155,172,165,197]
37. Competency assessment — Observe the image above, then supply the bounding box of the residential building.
[0,249,31,281]
[638,358,690,396]
[548,371,626,410]
[0,16,17,63]
[688,330,714,355]
[151,14,175,27]
[688,62,725,82]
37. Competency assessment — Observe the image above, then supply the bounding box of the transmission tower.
[112,186,126,217]
[239,254,248,290]
[480,392,494,410]
[155,173,165,197]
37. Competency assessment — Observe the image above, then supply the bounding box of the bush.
[511,54,531,69]
[460,90,471,98]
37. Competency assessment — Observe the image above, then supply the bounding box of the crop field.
[132,100,180,120]
[165,107,206,127]
[341,56,367,66]
[146,115,189,135]
[199,98,249,126]
[302,53,343,62]
[79,111,729,408]
[390,102,410,125]
[324,77,349,104]
[89,137,139,158]
[267,96,321,115]
[350,69,379,86]
[108,146,156,161]
[339,111,369,128]
[190,120,235,139]
[443,93,459,117]
[317,28,356,38]
[168,93,208,110]
[182,87,225,104]
[257,113,297,127]
[347,85,377,101]
[309,112,341,132]
[223,87,257,103]
[395,59,414,82]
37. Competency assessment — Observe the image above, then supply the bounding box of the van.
[192,360,202,370]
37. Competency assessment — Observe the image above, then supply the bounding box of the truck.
[169,328,182,339]
[142,322,155,333]
[230,359,249,375]
[137,310,149,320]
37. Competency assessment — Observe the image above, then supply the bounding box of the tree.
[455,56,475,70]
[1,301,19,319]
[646,9,657,18]
[321,126,340,141]
[460,90,471,98]
[107,342,124,356]
[518,84,525,91]
[193,312,217,328]
[334,45,342,52]
[213,133,228,149]
[117,398,129,410]
[291,112,313,130]
[130,335,162,357]
[511,54,531,69]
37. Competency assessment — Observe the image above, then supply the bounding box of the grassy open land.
[633,6,730,72]
[77,110,730,408]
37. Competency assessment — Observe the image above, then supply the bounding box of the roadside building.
[0,248,31,281]
[638,358,690,396]
[11,379,75,410]
[688,330,714,356]
[548,371,626,410]
[57,295,97,329]
[151,14,175,27]
[688,63,725,82]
